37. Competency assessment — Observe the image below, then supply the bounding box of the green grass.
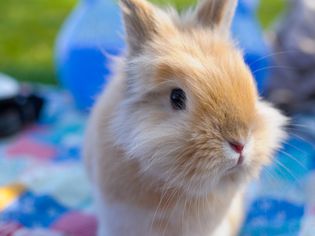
[258,0,286,28]
[0,0,285,84]
[0,0,76,84]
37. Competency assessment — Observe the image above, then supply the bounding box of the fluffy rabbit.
[84,0,287,235]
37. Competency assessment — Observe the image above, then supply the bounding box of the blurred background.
[0,0,285,85]
[1,0,315,235]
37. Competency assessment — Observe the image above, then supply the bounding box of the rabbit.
[83,0,288,235]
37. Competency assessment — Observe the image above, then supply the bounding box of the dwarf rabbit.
[84,0,287,235]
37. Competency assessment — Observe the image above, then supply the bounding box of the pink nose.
[229,142,244,154]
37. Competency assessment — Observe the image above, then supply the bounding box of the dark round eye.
[170,88,186,110]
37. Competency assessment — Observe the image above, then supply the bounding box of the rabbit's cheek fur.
[250,101,288,167]
[111,103,189,185]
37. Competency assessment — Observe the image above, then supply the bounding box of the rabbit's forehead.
[153,33,248,85]
[154,44,256,95]
[154,41,257,124]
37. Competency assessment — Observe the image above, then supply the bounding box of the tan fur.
[84,0,288,235]
[194,0,238,32]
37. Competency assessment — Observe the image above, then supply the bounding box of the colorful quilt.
[0,87,314,236]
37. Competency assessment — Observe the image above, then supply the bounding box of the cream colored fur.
[84,0,288,235]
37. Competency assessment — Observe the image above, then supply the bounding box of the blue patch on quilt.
[0,191,68,227]
[242,198,304,236]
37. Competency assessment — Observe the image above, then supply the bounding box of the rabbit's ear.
[194,0,238,33]
[120,0,159,54]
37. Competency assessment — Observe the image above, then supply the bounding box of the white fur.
[83,0,288,235]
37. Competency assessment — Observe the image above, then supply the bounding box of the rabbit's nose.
[229,142,244,154]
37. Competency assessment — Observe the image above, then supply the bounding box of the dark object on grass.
[0,74,44,137]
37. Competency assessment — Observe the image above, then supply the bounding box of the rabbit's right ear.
[194,0,238,34]
[120,0,159,55]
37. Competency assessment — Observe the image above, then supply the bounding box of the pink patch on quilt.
[52,212,97,236]
[6,137,56,161]
[0,222,23,236]
[24,125,49,135]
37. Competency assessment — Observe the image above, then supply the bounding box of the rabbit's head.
[111,0,287,197]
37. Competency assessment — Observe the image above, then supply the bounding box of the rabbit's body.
[85,72,244,236]
[84,0,287,235]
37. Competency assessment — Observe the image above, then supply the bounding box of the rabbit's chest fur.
[93,190,241,236]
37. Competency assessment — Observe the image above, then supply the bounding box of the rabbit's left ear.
[194,0,238,34]
[119,0,163,55]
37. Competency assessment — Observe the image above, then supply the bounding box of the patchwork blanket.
[0,88,314,236]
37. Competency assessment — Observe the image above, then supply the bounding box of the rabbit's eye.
[170,88,186,110]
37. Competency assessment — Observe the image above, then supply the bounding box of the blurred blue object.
[55,0,124,110]
[55,0,269,110]
[233,0,270,94]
